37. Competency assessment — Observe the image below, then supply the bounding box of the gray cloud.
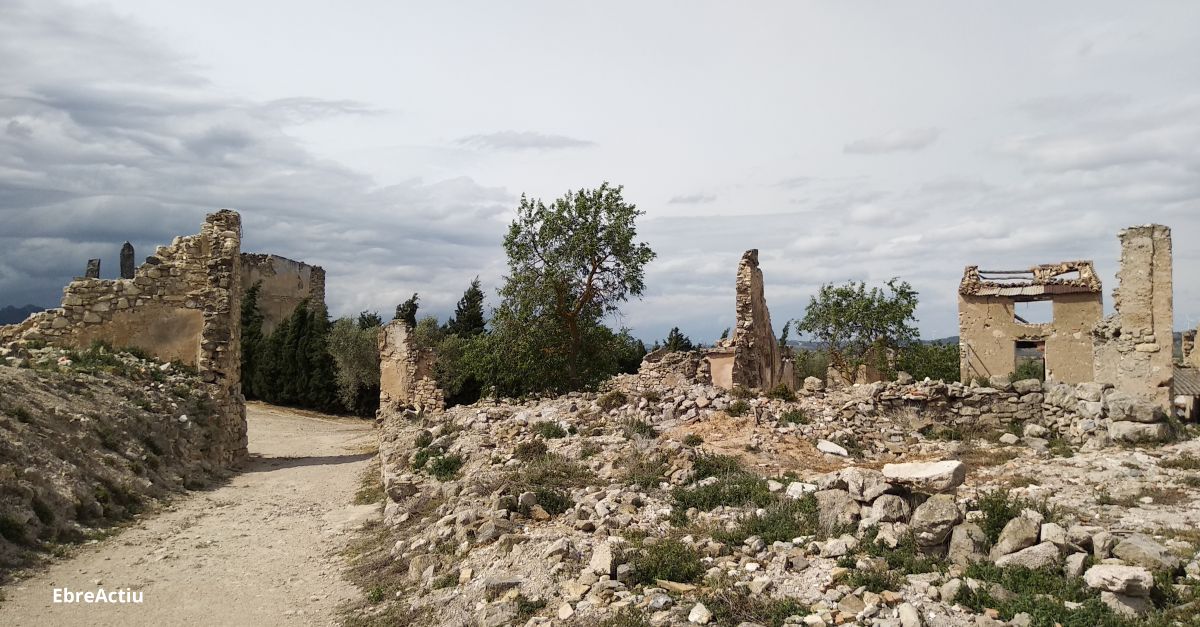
[668,193,716,204]
[454,131,595,151]
[844,127,940,154]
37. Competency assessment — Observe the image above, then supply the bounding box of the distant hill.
[0,304,46,325]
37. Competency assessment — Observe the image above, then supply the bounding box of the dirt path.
[0,402,378,627]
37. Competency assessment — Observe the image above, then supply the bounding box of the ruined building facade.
[240,253,326,335]
[958,261,1103,384]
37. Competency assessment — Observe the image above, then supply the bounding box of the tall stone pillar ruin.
[120,241,135,279]
[730,249,785,391]
[1092,225,1174,409]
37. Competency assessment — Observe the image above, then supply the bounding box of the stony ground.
[0,402,377,627]
[365,375,1200,627]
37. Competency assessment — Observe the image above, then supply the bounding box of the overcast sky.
[1,1,1197,342]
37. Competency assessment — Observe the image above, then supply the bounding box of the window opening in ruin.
[1013,300,1053,325]
[1014,340,1046,381]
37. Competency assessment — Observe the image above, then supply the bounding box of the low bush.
[859,528,940,574]
[624,454,668,490]
[640,390,661,403]
[532,421,567,439]
[622,418,657,439]
[683,433,703,446]
[714,495,818,545]
[730,385,755,399]
[427,454,464,481]
[514,440,549,461]
[628,538,703,585]
[726,400,750,417]
[701,581,809,627]
[974,489,1059,545]
[1162,454,1200,471]
[844,569,905,593]
[598,390,628,411]
[673,472,773,511]
[510,453,594,491]
[779,409,808,425]
[766,383,796,401]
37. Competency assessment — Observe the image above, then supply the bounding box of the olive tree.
[795,279,918,383]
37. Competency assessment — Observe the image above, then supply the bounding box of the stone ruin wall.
[378,320,445,416]
[0,210,248,465]
[240,253,327,335]
[730,249,786,390]
[1093,225,1174,409]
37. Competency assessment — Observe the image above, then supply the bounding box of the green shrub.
[0,516,27,544]
[1162,454,1200,470]
[714,495,818,545]
[673,473,773,511]
[859,528,940,574]
[726,400,750,417]
[845,569,905,593]
[683,433,703,446]
[529,488,573,516]
[1013,359,1045,382]
[622,418,657,439]
[579,441,601,459]
[10,405,33,423]
[1047,437,1074,457]
[511,453,594,491]
[641,390,661,403]
[431,573,457,589]
[598,390,628,411]
[701,584,809,627]
[897,341,960,383]
[427,454,464,480]
[629,538,703,585]
[533,421,567,439]
[766,383,796,401]
[411,448,434,469]
[957,563,1123,627]
[596,607,651,627]
[366,586,385,604]
[514,440,548,461]
[414,431,434,449]
[975,489,1059,545]
[779,409,808,425]
[691,453,743,480]
[624,454,667,490]
[730,385,755,399]
[514,594,546,619]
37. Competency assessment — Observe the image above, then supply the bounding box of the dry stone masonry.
[0,210,248,465]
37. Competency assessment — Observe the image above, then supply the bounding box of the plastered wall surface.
[240,254,326,335]
[959,292,1102,383]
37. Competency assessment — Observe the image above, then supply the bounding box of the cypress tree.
[445,277,486,337]
[394,293,419,327]
[239,280,265,398]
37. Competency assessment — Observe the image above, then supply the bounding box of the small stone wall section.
[378,320,445,416]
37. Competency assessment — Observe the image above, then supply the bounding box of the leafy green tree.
[394,293,419,326]
[897,341,960,383]
[412,315,445,350]
[662,327,694,352]
[482,183,655,395]
[445,277,487,337]
[795,279,918,383]
[357,310,382,329]
[328,318,381,415]
[239,280,265,399]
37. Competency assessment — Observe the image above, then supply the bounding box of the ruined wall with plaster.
[240,253,326,335]
[958,263,1102,384]
[378,320,445,415]
[1184,328,1198,368]
[728,249,785,391]
[0,210,247,464]
[1092,225,1174,409]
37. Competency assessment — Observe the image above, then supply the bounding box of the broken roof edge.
[959,260,1102,296]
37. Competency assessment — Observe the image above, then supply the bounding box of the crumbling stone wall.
[1093,225,1174,409]
[240,253,326,335]
[1183,327,1198,368]
[378,320,445,415]
[731,250,784,390]
[0,210,247,464]
[958,262,1102,384]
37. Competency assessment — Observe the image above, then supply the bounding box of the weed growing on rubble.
[844,569,905,593]
[683,433,703,446]
[514,594,546,619]
[595,607,651,627]
[623,453,668,490]
[858,528,940,575]
[700,577,809,627]
[514,440,548,461]
[779,409,809,425]
[974,489,1060,545]
[714,495,819,545]
[730,385,755,399]
[766,383,795,401]
[640,390,661,403]
[726,400,750,417]
[426,454,463,480]
[622,417,657,439]
[628,537,703,585]
[1161,453,1200,471]
[598,390,627,411]
[532,421,567,439]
